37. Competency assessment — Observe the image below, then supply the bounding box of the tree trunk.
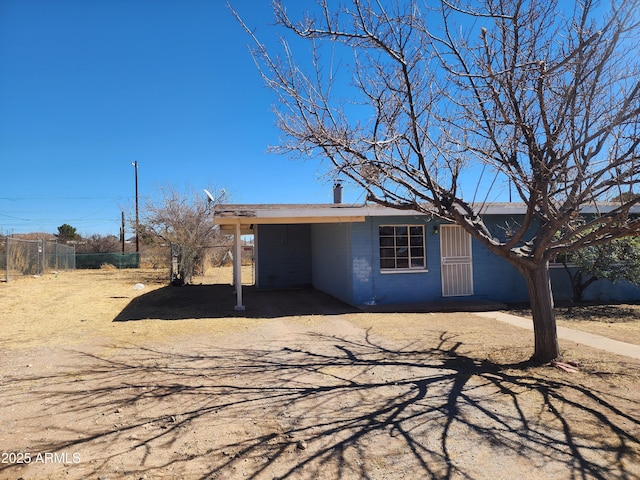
[520,261,561,364]
[562,262,584,304]
[572,270,584,303]
[577,275,599,303]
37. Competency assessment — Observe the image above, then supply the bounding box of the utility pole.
[121,211,125,253]
[132,161,139,253]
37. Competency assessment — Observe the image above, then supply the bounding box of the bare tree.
[141,185,228,285]
[76,234,121,254]
[234,0,640,363]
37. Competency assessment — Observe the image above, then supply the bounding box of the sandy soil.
[0,268,639,480]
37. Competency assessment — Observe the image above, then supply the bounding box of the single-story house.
[212,201,640,310]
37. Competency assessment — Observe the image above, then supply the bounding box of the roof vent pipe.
[333,183,343,204]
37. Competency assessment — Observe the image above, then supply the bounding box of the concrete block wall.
[350,217,443,305]
[255,216,640,306]
[255,224,312,289]
[310,223,353,304]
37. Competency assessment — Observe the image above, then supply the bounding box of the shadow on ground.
[1,330,638,479]
[113,284,360,321]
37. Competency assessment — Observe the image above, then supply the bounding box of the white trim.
[253,225,260,289]
[380,269,428,274]
[216,215,366,226]
[233,222,245,311]
[378,224,427,271]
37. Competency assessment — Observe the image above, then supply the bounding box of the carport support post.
[233,222,245,311]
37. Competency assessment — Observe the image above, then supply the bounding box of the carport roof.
[213,203,381,232]
[214,203,419,223]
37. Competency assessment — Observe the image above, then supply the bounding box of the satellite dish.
[204,189,215,203]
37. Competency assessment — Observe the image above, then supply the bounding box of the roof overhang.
[213,203,427,233]
[213,202,639,234]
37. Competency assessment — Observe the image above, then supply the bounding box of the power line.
[0,212,30,220]
[0,195,132,201]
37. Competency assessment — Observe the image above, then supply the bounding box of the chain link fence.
[1,238,76,281]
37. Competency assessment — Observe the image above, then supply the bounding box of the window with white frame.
[379,225,426,271]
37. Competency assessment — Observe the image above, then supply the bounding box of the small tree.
[235,0,640,363]
[56,224,79,243]
[140,185,228,285]
[561,237,640,303]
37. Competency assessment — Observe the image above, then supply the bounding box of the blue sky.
[0,0,360,236]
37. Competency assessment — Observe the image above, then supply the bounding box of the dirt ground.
[1,267,639,480]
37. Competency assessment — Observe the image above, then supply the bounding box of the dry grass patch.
[0,268,265,349]
[508,303,640,346]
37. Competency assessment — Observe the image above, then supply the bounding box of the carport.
[212,203,368,310]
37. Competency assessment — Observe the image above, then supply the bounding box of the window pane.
[410,226,423,236]
[411,257,425,268]
[396,236,408,246]
[411,247,424,257]
[380,247,395,259]
[397,258,409,269]
[380,236,395,247]
[410,235,423,246]
[380,258,395,269]
[395,226,408,236]
[379,226,394,236]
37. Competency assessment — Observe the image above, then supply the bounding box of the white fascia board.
[215,215,367,226]
[212,204,424,226]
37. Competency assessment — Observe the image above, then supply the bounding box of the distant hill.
[5,232,57,241]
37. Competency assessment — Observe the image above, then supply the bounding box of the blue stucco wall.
[549,266,640,303]
[255,224,312,289]
[310,215,531,306]
[473,214,640,303]
[468,238,529,303]
[344,216,532,305]
[310,223,353,304]
[469,216,530,303]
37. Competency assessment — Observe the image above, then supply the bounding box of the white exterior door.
[440,225,474,297]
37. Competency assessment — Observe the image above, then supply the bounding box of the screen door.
[440,225,473,296]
